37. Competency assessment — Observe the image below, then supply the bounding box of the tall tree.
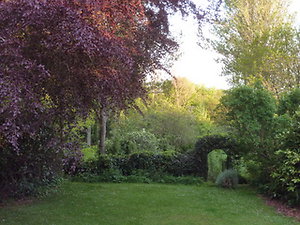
[212,0,300,94]
[0,0,208,150]
[0,0,224,197]
[219,85,277,157]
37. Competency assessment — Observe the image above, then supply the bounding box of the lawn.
[0,182,299,225]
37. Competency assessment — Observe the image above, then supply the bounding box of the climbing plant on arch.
[194,135,238,180]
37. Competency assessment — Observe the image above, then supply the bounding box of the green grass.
[0,182,299,225]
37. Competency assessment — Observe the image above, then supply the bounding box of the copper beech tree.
[1,0,216,153]
[0,0,224,159]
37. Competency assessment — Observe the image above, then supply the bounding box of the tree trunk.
[98,107,108,155]
[226,156,232,169]
[86,126,92,146]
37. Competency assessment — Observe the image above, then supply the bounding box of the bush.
[216,169,239,188]
[145,109,200,152]
[81,145,98,161]
[107,130,161,154]
[123,152,160,173]
[62,142,83,176]
[112,151,198,177]
[165,150,198,176]
[71,169,203,185]
[71,169,126,183]
[71,150,203,183]
[269,150,300,206]
[0,127,63,199]
[126,170,152,183]
[255,110,300,206]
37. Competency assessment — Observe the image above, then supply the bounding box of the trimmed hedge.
[70,150,199,178]
[71,169,203,185]
[66,136,240,182]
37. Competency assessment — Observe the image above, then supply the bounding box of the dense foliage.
[0,0,202,149]
[0,126,61,198]
[212,0,300,93]
[65,150,204,185]
[103,79,225,154]
[220,85,300,205]
[219,85,277,156]
[66,80,227,189]
[209,0,300,205]
[71,136,238,184]
[80,79,224,157]
[71,151,197,177]
[0,0,210,198]
[278,89,300,116]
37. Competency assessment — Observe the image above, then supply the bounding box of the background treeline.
[66,78,227,186]
[81,78,224,156]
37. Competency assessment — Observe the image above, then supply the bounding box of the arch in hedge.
[194,135,238,180]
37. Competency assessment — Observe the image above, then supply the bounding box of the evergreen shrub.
[215,169,239,188]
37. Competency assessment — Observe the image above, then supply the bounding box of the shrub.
[255,110,300,206]
[72,150,202,182]
[216,169,239,188]
[118,151,198,177]
[126,170,152,183]
[62,142,83,176]
[127,130,160,152]
[270,150,300,206]
[71,169,203,185]
[0,127,62,199]
[71,169,126,183]
[81,145,98,161]
[124,152,158,173]
[165,150,197,176]
[107,130,160,154]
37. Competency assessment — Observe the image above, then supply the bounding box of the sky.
[168,0,300,90]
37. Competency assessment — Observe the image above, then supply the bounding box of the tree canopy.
[0,0,208,150]
[0,0,220,197]
[212,0,300,94]
[219,85,276,155]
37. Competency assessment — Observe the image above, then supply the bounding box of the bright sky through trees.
[170,0,300,90]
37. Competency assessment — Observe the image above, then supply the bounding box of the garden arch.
[194,135,238,180]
